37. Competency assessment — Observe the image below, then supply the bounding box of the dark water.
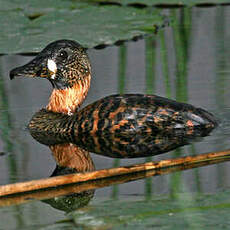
[1,6,230,229]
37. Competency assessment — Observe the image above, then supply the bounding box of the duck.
[10,39,218,158]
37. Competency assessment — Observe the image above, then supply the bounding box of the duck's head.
[10,40,91,114]
[10,40,91,89]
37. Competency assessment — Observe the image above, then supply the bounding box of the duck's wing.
[75,94,217,136]
[71,94,217,158]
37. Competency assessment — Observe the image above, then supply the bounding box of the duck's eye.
[59,50,68,59]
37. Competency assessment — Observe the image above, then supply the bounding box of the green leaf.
[0,11,30,54]
[0,3,165,54]
[92,0,230,6]
[68,191,230,229]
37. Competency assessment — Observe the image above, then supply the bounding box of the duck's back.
[74,94,217,134]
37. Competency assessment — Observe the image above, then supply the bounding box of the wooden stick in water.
[0,149,230,197]
[0,155,228,207]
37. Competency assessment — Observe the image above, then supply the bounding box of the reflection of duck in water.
[43,144,95,213]
[10,40,217,158]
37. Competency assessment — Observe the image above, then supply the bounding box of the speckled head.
[10,39,91,89]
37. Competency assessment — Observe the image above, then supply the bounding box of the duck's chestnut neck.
[46,74,91,114]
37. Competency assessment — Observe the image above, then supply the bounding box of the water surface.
[1,6,230,229]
